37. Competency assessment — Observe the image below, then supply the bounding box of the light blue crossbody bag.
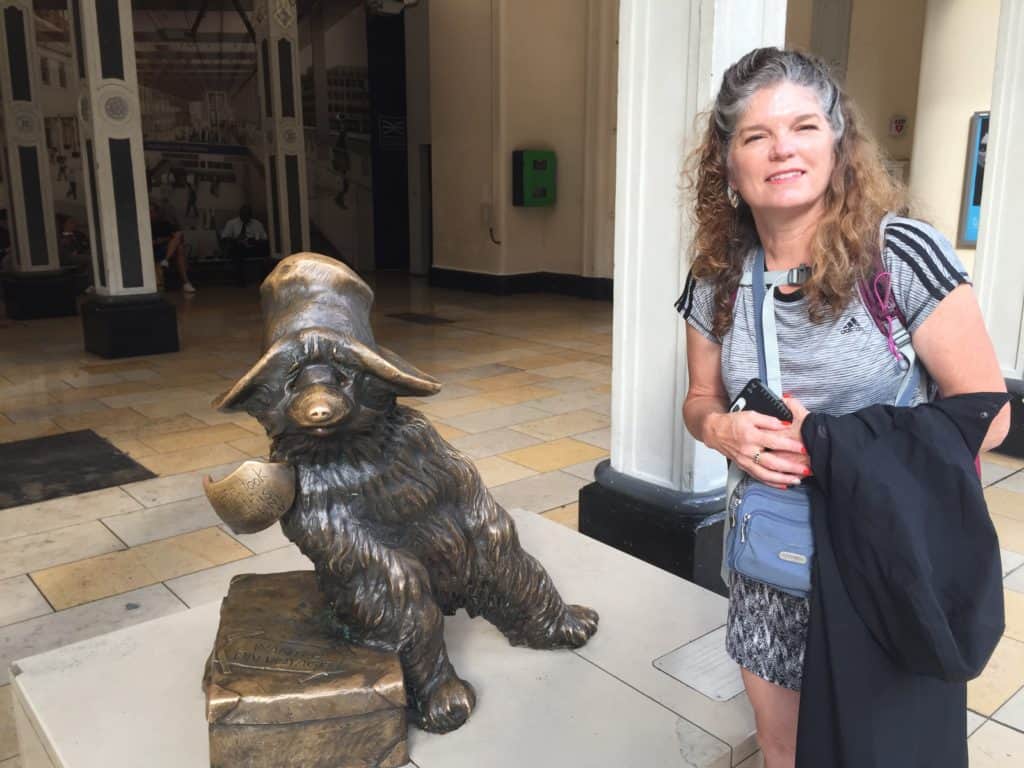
[722,237,919,598]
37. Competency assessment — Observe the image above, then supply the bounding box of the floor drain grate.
[386,312,456,325]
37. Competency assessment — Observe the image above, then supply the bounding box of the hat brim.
[212,328,441,412]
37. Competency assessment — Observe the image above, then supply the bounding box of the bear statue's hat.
[213,253,440,411]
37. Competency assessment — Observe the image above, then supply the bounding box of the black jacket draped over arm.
[796,392,1010,768]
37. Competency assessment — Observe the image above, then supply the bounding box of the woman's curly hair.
[686,47,908,338]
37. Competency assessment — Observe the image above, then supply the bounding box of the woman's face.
[728,81,836,216]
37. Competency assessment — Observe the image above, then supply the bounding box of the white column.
[0,1,60,272]
[973,0,1024,383]
[610,0,786,493]
[254,0,310,259]
[66,0,157,296]
[581,0,619,281]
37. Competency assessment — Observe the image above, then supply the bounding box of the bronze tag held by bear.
[203,253,599,738]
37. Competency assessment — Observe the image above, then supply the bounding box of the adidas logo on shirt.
[839,317,862,335]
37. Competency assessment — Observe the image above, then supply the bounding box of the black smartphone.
[728,378,793,421]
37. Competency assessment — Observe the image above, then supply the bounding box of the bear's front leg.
[468,511,599,649]
[322,551,476,733]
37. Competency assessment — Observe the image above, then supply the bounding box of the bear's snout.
[288,385,350,431]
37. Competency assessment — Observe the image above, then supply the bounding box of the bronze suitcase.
[204,571,408,768]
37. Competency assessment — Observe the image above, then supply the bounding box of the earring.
[727,187,740,208]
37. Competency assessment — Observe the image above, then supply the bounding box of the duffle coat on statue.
[795,392,1010,768]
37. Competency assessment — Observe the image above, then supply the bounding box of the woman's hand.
[704,400,810,487]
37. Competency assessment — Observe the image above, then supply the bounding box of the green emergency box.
[512,149,556,207]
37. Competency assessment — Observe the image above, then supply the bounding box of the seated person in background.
[150,201,195,293]
[220,205,269,285]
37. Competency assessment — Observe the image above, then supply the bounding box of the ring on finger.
[753,448,764,466]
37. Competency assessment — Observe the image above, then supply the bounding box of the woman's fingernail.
[801,446,808,455]
[803,467,812,477]
[783,392,793,398]
[781,420,793,426]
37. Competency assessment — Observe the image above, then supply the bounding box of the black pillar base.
[81,294,180,358]
[0,269,79,320]
[579,460,728,596]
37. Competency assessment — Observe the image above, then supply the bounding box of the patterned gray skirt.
[725,573,810,692]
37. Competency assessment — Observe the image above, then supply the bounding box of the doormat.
[0,429,155,510]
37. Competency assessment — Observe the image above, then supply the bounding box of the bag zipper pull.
[740,513,752,543]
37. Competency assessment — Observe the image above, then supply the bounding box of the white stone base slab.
[11,511,758,767]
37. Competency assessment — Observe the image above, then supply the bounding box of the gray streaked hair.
[714,47,844,158]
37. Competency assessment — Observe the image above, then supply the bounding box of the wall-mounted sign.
[958,111,989,248]
[889,115,908,137]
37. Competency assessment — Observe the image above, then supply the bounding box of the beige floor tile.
[0,576,52,628]
[120,460,244,507]
[220,523,292,554]
[490,471,588,514]
[103,437,158,460]
[0,420,61,444]
[137,442,249,476]
[165,545,311,607]
[1005,589,1024,643]
[987,487,1024,523]
[52,407,152,434]
[530,391,611,416]
[542,502,580,531]
[444,403,552,435]
[99,386,208,409]
[107,414,208,440]
[0,487,141,542]
[228,434,272,458]
[461,371,546,392]
[500,438,608,473]
[988,452,1024,471]
[969,720,1024,767]
[473,456,538,487]
[512,410,611,441]
[505,352,595,370]
[484,385,561,405]
[450,428,543,459]
[31,527,251,610]
[416,395,503,419]
[5,399,108,424]
[969,636,1024,716]
[47,380,152,405]
[131,396,221,420]
[0,584,186,686]
[531,361,610,380]
[992,513,1024,553]
[79,361,156,375]
[0,415,10,427]
[62,372,123,389]
[102,497,223,547]
[138,423,251,454]
[431,422,468,442]
[0,684,15,761]
[0,522,124,581]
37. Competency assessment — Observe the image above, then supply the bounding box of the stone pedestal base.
[579,460,728,596]
[0,269,79,320]
[205,572,408,768]
[81,294,180,358]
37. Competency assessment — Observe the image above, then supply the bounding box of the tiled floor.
[0,276,1022,765]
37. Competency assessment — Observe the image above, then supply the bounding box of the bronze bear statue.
[205,254,599,733]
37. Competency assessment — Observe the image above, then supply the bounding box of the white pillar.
[973,0,1024,383]
[0,1,60,272]
[66,0,157,296]
[254,0,310,259]
[610,0,786,494]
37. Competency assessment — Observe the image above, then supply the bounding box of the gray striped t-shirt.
[677,216,970,417]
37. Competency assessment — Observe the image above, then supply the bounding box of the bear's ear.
[212,343,294,415]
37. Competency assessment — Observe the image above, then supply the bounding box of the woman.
[678,48,1009,767]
